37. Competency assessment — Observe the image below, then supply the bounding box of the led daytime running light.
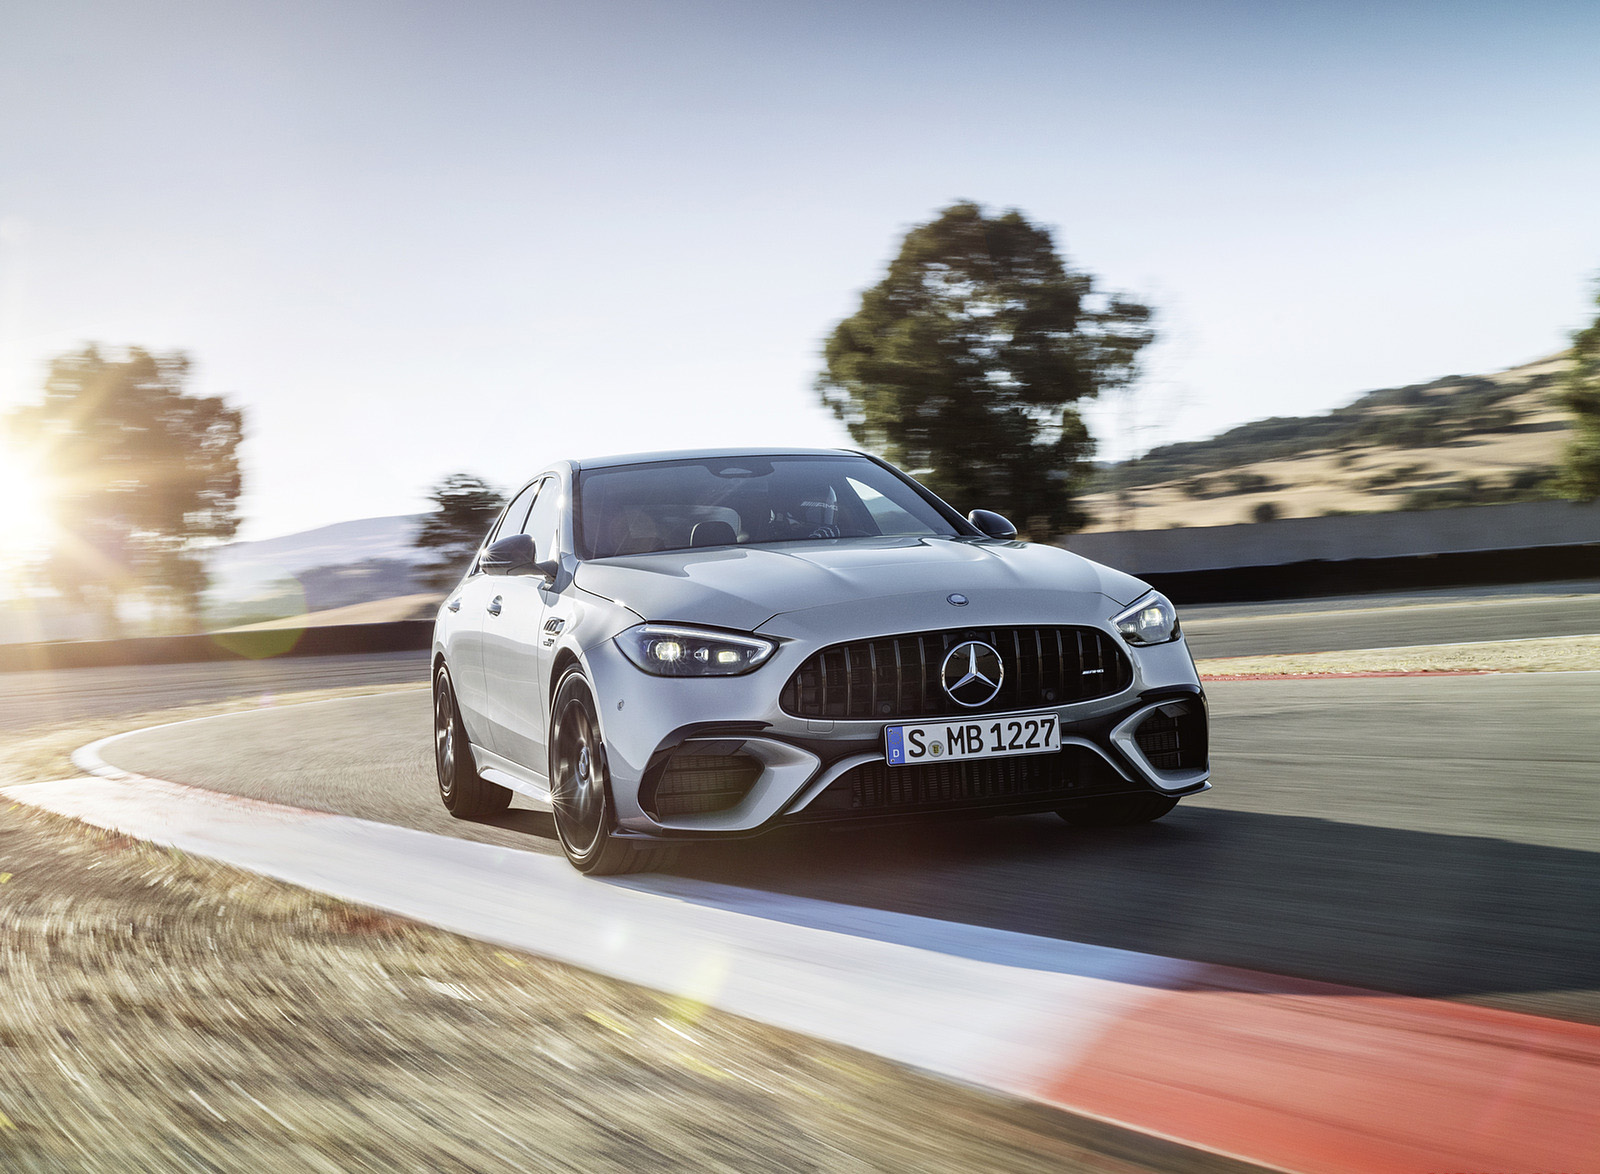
[616,624,776,677]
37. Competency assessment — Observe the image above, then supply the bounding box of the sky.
[1,0,1597,541]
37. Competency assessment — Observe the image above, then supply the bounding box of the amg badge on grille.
[941,641,1004,707]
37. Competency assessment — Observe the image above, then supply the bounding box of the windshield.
[574,455,965,559]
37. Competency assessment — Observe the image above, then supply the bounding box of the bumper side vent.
[1133,700,1208,771]
[647,747,762,818]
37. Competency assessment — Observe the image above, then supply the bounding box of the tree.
[6,346,243,631]
[817,202,1154,535]
[1559,282,1600,500]
[416,473,505,587]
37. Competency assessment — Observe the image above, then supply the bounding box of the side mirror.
[967,509,1018,539]
[481,533,548,578]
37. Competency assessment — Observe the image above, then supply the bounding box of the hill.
[200,514,435,628]
[1079,353,1573,532]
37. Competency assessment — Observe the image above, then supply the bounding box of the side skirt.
[473,744,554,810]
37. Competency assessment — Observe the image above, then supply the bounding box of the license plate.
[884,713,1059,767]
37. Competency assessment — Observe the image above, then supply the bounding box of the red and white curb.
[3,726,1595,1173]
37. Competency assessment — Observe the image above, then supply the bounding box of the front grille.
[647,751,762,818]
[794,747,1128,819]
[1132,699,1208,772]
[780,626,1131,720]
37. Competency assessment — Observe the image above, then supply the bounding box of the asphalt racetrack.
[81,583,1600,1028]
[0,649,428,732]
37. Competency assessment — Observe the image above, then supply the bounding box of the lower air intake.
[795,747,1129,819]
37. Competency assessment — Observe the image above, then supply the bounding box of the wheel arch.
[549,646,585,701]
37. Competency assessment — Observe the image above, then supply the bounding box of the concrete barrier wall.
[0,620,434,673]
[1064,500,1600,576]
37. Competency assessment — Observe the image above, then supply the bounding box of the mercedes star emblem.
[941,640,1004,708]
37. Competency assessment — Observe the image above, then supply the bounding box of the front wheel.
[1057,793,1178,827]
[548,669,671,876]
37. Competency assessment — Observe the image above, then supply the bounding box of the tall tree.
[817,202,1153,535]
[7,346,243,631]
[1560,282,1600,500]
[415,473,505,587]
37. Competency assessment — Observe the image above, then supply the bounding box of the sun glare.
[0,437,57,570]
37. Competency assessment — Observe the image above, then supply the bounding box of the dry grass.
[1198,634,1600,678]
[210,593,445,633]
[1082,355,1573,531]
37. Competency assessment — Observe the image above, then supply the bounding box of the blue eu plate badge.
[885,725,906,765]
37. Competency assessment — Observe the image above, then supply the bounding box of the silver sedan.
[432,449,1209,874]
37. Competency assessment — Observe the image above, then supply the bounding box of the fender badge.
[947,593,969,606]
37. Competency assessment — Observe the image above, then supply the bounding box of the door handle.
[487,596,503,617]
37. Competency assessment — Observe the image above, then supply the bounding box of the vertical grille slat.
[867,641,879,717]
[1009,629,1024,710]
[782,626,1131,719]
[893,639,906,716]
[842,644,855,717]
[1033,629,1045,701]
[921,639,934,713]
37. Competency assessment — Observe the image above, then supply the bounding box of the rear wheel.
[549,669,672,876]
[1057,793,1178,827]
[434,665,511,818]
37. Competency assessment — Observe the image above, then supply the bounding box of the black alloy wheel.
[434,664,511,818]
[549,668,669,876]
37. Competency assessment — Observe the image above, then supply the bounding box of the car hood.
[573,537,1149,633]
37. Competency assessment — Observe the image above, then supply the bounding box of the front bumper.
[583,625,1210,841]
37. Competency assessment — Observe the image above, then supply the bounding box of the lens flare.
[0,433,56,569]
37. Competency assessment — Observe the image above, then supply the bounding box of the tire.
[548,668,672,876]
[434,664,512,819]
[1057,793,1179,827]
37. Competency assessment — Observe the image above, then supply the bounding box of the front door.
[479,476,565,775]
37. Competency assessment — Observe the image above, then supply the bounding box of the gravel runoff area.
[1196,633,1600,677]
[0,693,1258,1174]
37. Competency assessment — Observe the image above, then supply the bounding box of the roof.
[570,446,862,471]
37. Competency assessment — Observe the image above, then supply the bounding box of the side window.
[521,478,561,562]
[485,481,539,548]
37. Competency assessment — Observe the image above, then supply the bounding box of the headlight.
[615,624,776,677]
[1113,591,1181,646]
